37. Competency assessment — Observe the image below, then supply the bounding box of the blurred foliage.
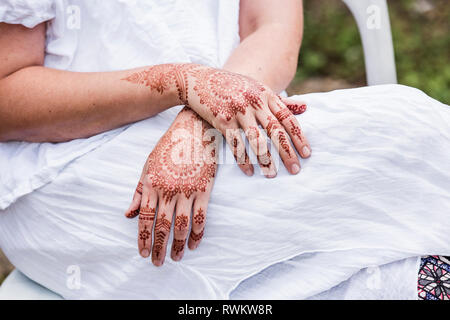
[297,0,449,103]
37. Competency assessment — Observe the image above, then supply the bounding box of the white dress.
[0,0,449,299]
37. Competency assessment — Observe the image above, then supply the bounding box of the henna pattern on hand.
[258,151,272,168]
[139,225,151,247]
[190,228,204,242]
[277,95,307,115]
[174,214,189,231]
[193,208,205,225]
[289,120,304,142]
[127,209,140,218]
[146,112,216,202]
[286,103,306,115]
[266,116,291,157]
[139,207,156,221]
[136,182,143,194]
[172,239,186,255]
[122,64,195,106]
[192,68,266,121]
[275,109,292,123]
[153,213,172,258]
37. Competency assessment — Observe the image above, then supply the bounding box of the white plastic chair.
[342,0,397,85]
[0,0,399,300]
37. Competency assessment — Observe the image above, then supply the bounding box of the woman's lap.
[1,85,449,299]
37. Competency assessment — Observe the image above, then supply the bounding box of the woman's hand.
[124,107,218,266]
[122,64,311,178]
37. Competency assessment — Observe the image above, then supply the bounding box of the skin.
[125,0,311,266]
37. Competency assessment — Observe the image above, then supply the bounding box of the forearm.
[223,23,302,93]
[0,64,186,142]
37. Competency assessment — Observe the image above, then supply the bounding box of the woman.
[0,0,310,267]
[0,0,449,299]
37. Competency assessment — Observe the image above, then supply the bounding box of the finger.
[270,99,311,158]
[278,95,307,115]
[152,200,175,266]
[125,181,143,218]
[258,113,300,175]
[138,188,157,258]
[223,126,254,176]
[171,197,193,261]
[241,120,277,178]
[188,196,209,250]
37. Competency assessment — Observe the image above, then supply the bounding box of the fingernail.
[140,248,150,257]
[245,168,253,176]
[302,146,311,157]
[267,170,277,179]
[291,163,300,174]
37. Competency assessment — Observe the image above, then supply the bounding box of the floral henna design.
[193,208,205,225]
[146,112,216,202]
[122,64,195,105]
[139,225,151,247]
[190,228,204,242]
[289,120,304,142]
[192,68,266,121]
[174,214,189,231]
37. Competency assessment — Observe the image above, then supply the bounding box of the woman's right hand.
[123,64,311,177]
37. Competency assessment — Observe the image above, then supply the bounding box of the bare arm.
[224,0,303,93]
[0,23,180,142]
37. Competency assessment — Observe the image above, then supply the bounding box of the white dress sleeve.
[0,0,55,28]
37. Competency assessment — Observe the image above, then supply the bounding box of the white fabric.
[0,255,420,300]
[0,270,62,300]
[1,84,449,299]
[0,0,241,209]
[231,249,421,300]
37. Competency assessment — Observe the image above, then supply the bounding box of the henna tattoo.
[172,239,186,255]
[266,116,291,157]
[277,95,307,115]
[174,214,189,231]
[258,151,272,168]
[190,228,204,242]
[192,68,266,121]
[265,116,278,139]
[194,208,205,225]
[139,225,151,246]
[146,114,216,202]
[278,132,291,157]
[286,103,306,115]
[275,108,292,123]
[139,207,156,221]
[127,208,140,218]
[153,213,171,258]
[122,64,195,106]
[122,65,172,94]
[289,120,304,142]
[136,182,143,194]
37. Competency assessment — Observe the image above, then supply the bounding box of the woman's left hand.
[124,107,218,266]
